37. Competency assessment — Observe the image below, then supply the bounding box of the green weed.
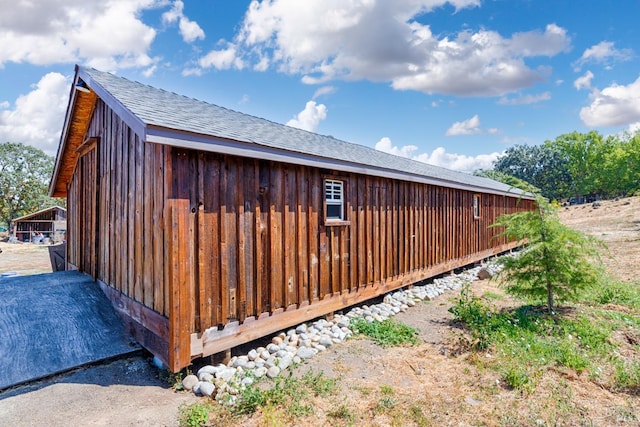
[350,318,419,347]
[448,284,626,392]
[232,369,335,419]
[614,360,640,391]
[327,404,356,424]
[178,402,212,427]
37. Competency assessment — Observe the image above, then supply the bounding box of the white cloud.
[0,72,70,154]
[628,122,640,134]
[198,43,245,70]
[162,0,205,43]
[445,115,498,136]
[374,137,419,158]
[574,70,594,90]
[312,86,336,100]
[375,137,501,173]
[198,1,570,96]
[497,91,551,105]
[0,0,160,70]
[579,76,640,127]
[286,101,327,132]
[574,41,633,70]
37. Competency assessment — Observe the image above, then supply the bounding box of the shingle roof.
[80,66,529,197]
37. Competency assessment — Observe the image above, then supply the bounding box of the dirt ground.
[0,240,53,276]
[0,197,638,426]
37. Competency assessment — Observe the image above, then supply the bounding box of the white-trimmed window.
[325,179,345,222]
[473,194,481,219]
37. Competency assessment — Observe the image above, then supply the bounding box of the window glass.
[325,179,344,221]
[473,194,481,218]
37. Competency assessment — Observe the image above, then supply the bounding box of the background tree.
[491,198,603,313]
[492,143,571,201]
[473,169,541,195]
[551,131,603,199]
[0,142,61,227]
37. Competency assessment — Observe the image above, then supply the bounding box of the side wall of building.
[65,101,533,370]
[164,148,533,365]
[66,99,170,362]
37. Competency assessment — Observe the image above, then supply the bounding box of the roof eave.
[49,66,147,198]
[146,126,532,199]
[11,205,67,223]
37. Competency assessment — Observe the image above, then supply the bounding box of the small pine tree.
[492,198,604,312]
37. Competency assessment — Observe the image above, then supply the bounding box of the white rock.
[278,355,293,371]
[199,381,215,397]
[182,374,199,391]
[319,336,333,347]
[267,366,281,378]
[254,367,268,378]
[297,347,316,359]
[198,372,214,382]
[215,367,236,382]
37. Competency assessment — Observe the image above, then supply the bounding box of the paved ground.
[0,271,139,389]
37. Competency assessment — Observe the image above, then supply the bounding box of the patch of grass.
[379,384,394,395]
[230,369,336,420]
[350,318,419,347]
[178,402,212,427]
[327,403,356,425]
[448,284,633,393]
[301,370,337,396]
[375,396,397,413]
[613,360,640,391]
[582,280,640,309]
[353,385,373,396]
[483,291,504,300]
[409,404,430,427]
[504,367,531,392]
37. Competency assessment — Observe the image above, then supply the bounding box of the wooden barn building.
[50,66,534,371]
[11,206,66,243]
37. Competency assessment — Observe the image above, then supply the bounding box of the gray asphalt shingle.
[81,66,526,196]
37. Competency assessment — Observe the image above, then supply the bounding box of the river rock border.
[180,260,503,404]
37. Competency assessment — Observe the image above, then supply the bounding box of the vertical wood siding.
[66,100,170,362]
[65,105,532,370]
[165,148,533,358]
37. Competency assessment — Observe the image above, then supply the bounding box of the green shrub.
[492,197,604,312]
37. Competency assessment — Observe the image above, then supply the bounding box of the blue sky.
[1,0,639,173]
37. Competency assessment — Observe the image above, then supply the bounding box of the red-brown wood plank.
[166,199,193,372]
[365,177,373,284]
[373,181,380,283]
[134,134,144,304]
[257,161,270,313]
[357,176,366,285]
[308,172,321,300]
[241,160,256,321]
[270,164,284,309]
[154,144,166,315]
[297,166,309,303]
[283,166,297,306]
[224,157,239,321]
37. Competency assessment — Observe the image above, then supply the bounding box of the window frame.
[473,194,481,219]
[323,177,350,226]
